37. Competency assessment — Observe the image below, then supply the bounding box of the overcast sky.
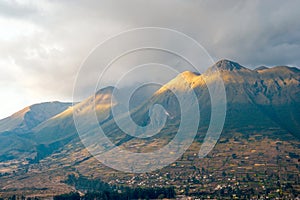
[0,0,300,119]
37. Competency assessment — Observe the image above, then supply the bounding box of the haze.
[1,0,300,119]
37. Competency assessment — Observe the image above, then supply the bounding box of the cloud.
[0,0,38,19]
[0,0,300,118]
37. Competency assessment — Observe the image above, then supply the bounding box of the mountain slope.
[0,87,117,162]
[0,102,72,134]
[0,59,299,197]
[0,102,72,162]
[33,86,117,144]
[254,66,300,135]
[128,60,300,139]
[0,59,299,166]
[17,87,118,162]
[31,59,300,155]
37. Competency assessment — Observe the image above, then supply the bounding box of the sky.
[0,0,300,119]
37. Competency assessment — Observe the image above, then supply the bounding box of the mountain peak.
[0,102,72,133]
[96,86,116,95]
[254,66,269,71]
[213,59,245,71]
[180,71,200,79]
[273,66,300,73]
[256,65,300,75]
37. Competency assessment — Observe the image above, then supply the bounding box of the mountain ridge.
[0,101,72,134]
[0,59,299,197]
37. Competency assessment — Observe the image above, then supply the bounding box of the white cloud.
[0,0,300,118]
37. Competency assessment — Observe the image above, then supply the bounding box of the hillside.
[0,102,72,134]
[0,59,299,198]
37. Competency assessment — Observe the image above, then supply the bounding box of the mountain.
[1,59,299,161]
[129,59,300,138]
[0,87,118,163]
[204,60,300,136]
[254,66,269,71]
[0,101,72,134]
[0,101,72,162]
[0,59,299,198]
[33,86,117,144]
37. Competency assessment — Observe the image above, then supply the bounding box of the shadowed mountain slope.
[0,102,72,134]
[0,59,299,164]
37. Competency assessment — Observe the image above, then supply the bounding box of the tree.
[54,192,80,200]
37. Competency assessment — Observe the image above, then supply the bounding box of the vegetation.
[54,192,80,200]
[59,174,175,200]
